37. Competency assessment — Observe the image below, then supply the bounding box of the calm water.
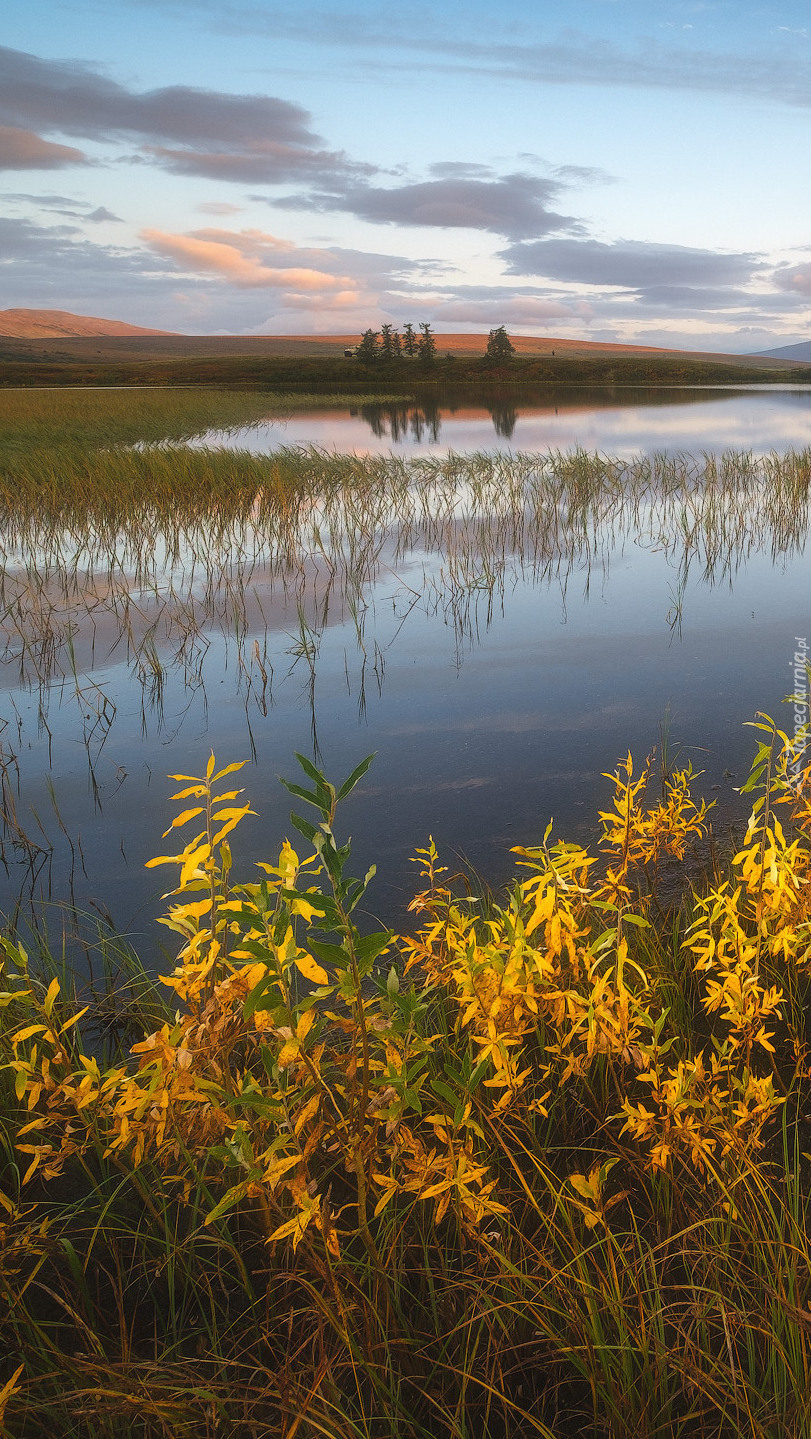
[2,385,810,954]
[201,386,811,457]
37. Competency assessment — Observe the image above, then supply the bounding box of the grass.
[1,352,809,390]
[1,713,811,1436]
[0,386,412,453]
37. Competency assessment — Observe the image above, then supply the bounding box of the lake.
[1,384,809,955]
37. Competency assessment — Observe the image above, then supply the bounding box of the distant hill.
[0,309,177,339]
[755,340,811,362]
[0,324,800,367]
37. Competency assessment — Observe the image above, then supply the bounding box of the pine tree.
[417,322,437,367]
[380,324,401,362]
[402,323,417,357]
[356,329,380,365]
[485,326,515,363]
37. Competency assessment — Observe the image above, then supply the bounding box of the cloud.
[0,45,368,187]
[432,296,581,326]
[428,161,494,179]
[1,189,121,221]
[0,125,87,170]
[0,213,180,313]
[145,6,811,110]
[502,238,764,290]
[197,201,244,215]
[1,190,88,207]
[143,139,359,185]
[140,226,357,290]
[773,262,811,297]
[279,172,581,241]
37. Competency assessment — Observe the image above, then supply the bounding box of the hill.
[756,340,811,363]
[0,328,801,368]
[0,309,177,339]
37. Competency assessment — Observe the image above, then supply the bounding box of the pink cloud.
[774,263,811,297]
[0,124,87,169]
[141,227,351,290]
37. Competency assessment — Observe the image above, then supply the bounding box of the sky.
[2,0,811,349]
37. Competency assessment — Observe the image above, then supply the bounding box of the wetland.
[0,382,809,944]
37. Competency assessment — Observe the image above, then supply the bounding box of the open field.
[0,328,804,366]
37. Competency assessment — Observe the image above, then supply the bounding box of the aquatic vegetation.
[0,402,810,914]
[3,708,811,1436]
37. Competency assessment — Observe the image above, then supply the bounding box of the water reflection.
[205,386,811,457]
[0,443,808,917]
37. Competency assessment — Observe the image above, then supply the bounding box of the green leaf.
[309,940,349,965]
[431,1078,459,1108]
[290,812,317,843]
[336,753,376,802]
[205,1181,251,1226]
[280,780,325,810]
[295,752,331,790]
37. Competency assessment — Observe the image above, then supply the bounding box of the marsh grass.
[0,398,810,902]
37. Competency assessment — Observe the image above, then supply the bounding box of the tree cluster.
[355,322,438,367]
[354,323,515,368]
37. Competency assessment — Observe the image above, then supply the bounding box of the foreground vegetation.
[2,705,811,1436]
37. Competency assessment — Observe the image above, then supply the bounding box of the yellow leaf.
[0,1363,25,1421]
[43,978,59,1017]
[290,897,324,923]
[206,753,216,779]
[212,806,253,824]
[373,1183,399,1218]
[294,1093,321,1135]
[263,1154,301,1187]
[296,1010,317,1044]
[294,951,329,985]
[420,1178,453,1200]
[266,1208,314,1246]
[11,1024,47,1045]
[211,761,247,782]
[169,784,207,800]
[59,1006,89,1032]
[569,1173,598,1201]
[278,1039,300,1067]
[180,843,212,888]
[163,807,204,835]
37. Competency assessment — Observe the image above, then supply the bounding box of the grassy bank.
[0,386,410,452]
[2,710,811,1436]
[1,351,809,389]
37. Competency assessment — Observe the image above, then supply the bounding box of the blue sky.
[2,0,811,348]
